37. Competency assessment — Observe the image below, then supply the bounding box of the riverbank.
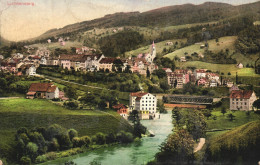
[41,113,173,165]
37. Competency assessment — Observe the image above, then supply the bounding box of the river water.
[45,113,173,165]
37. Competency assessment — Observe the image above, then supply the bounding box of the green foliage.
[157,130,195,163]
[94,133,106,145]
[207,121,260,163]
[105,133,116,144]
[116,131,134,143]
[20,156,31,165]
[227,113,236,121]
[253,99,260,110]
[64,87,78,100]
[157,100,167,114]
[99,30,144,57]
[236,26,260,54]
[63,101,79,109]
[35,155,47,163]
[68,129,78,141]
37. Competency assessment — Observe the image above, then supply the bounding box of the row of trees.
[16,124,134,164]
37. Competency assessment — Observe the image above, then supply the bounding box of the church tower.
[151,41,156,61]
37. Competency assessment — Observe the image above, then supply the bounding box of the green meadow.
[164,36,237,59]
[0,98,132,159]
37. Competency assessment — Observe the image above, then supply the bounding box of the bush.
[95,133,106,145]
[35,155,47,163]
[44,152,57,160]
[105,133,116,144]
[20,156,31,165]
[116,131,134,143]
[68,129,78,141]
[64,101,79,109]
[49,138,60,151]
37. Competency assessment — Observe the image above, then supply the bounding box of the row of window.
[142,101,155,103]
[142,104,155,106]
[141,108,155,110]
[232,102,247,105]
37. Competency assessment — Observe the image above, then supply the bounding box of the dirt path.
[0,97,21,99]
[194,138,205,153]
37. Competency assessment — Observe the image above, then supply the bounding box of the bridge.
[163,95,213,105]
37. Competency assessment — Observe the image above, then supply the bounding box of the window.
[245,103,247,105]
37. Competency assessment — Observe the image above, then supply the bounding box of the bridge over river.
[163,95,213,105]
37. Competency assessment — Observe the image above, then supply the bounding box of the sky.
[0,0,259,41]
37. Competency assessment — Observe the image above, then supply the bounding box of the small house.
[26,83,59,99]
[112,104,129,119]
[237,63,243,69]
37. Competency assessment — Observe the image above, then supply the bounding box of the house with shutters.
[194,69,207,79]
[26,83,59,99]
[129,92,157,119]
[230,90,257,111]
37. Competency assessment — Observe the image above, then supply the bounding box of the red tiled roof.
[196,69,206,73]
[99,57,115,64]
[112,104,127,109]
[47,86,57,92]
[230,90,253,99]
[130,92,148,97]
[28,83,56,92]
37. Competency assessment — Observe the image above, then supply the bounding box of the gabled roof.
[230,90,253,99]
[112,104,127,109]
[28,83,57,92]
[130,92,148,97]
[196,69,207,73]
[99,57,115,64]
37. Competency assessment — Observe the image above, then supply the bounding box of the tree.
[131,110,147,137]
[146,69,150,78]
[64,87,78,100]
[157,130,194,163]
[227,113,235,121]
[253,99,260,110]
[157,100,167,114]
[153,69,167,79]
[221,107,227,116]
[26,142,38,161]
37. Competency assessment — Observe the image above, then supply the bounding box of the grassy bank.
[0,98,133,161]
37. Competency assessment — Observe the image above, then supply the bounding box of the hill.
[31,1,260,41]
[0,98,133,161]
[207,120,260,163]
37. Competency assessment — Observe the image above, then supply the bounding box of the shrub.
[44,152,57,160]
[35,155,47,163]
[105,133,116,144]
[116,131,134,143]
[64,101,79,109]
[68,129,78,141]
[95,133,106,145]
[46,124,64,141]
[49,138,60,151]
[20,156,31,165]
[57,134,72,150]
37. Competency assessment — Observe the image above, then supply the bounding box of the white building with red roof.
[230,90,257,111]
[26,83,59,100]
[194,69,207,79]
[129,92,157,117]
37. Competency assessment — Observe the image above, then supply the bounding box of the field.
[30,41,83,51]
[164,36,237,59]
[177,61,260,77]
[206,110,260,130]
[0,98,132,159]
[125,39,186,57]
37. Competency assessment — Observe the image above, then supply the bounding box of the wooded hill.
[32,1,260,41]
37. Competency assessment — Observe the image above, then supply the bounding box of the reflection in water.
[46,113,173,165]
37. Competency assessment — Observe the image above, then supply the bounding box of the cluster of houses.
[0,42,158,77]
[166,68,228,88]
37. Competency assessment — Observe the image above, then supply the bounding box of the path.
[194,138,205,153]
[0,97,21,99]
[37,74,106,90]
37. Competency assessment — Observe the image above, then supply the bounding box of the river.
[45,113,173,165]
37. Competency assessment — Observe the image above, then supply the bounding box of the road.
[37,74,106,90]
[194,138,206,153]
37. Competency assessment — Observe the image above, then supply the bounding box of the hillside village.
[0,1,260,165]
